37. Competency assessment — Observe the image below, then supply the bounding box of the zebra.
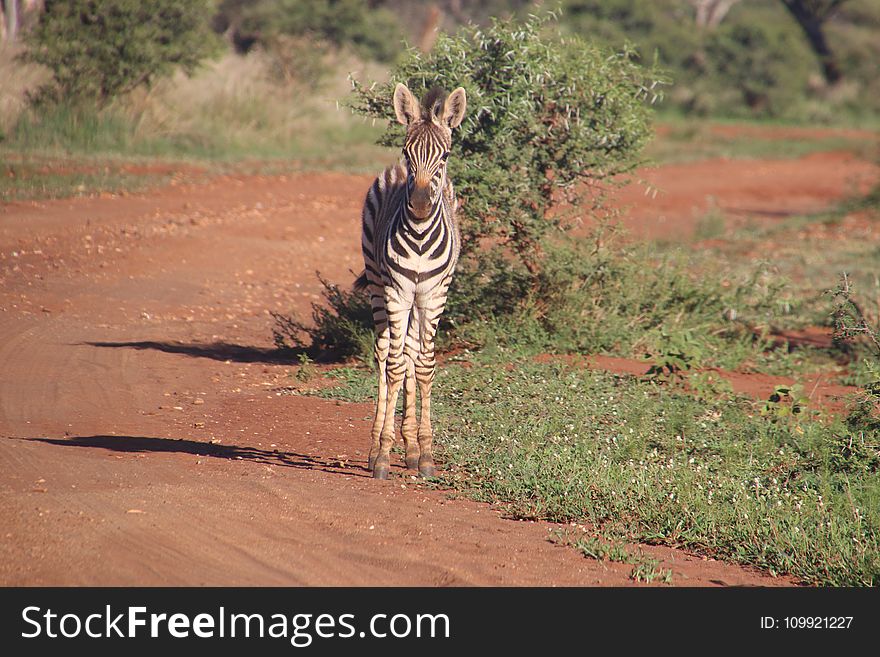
[356,82,467,480]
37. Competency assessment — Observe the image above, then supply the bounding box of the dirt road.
[1,149,876,586]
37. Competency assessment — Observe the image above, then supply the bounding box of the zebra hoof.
[418,461,436,478]
[372,464,390,480]
[405,455,420,471]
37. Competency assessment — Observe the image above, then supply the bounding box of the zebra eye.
[440,152,450,162]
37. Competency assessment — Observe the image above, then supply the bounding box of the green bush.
[271,276,374,363]
[831,273,880,437]
[285,12,798,366]
[444,238,788,370]
[828,0,880,117]
[560,0,817,119]
[23,0,219,106]
[562,0,700,75]
[350,11,663,297]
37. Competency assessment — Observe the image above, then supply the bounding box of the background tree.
[780,0,849,85]
[561,0,822,118]
[1,0,42,43]
[22,0,219,106]
[689,0,741,29]
[706,14,813,113]
[213,0,403,62]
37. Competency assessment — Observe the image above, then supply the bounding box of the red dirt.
[2,148,876,587]
[613,151,878,240]
[535,353,856,413]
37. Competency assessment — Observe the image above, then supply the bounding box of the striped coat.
[358,83,467,480]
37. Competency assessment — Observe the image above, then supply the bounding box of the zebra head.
[393,83,467,220]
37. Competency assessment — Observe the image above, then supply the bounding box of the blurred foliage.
[12,0,880,119]
[21,0,219,107]
[562,0,814,118]
[704,15,815,116]
[560,0,880,119]
[214,0,404,63]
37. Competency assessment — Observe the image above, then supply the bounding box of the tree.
[1,0,42,44]
[780,0,849,85]
[706,15,813,114]
[213,0,404,62]
[22,0,219,106]
[2,0,18,42]
[689,0,741,29]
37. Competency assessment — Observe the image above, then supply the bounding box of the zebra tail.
[353,270,369,292]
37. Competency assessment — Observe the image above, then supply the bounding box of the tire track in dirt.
[0,317,143,438]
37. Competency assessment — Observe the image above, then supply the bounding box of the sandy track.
[1,150,876,587]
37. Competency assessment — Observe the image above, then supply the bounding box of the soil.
[613,151,877,240]
[1,146,877,587]
[536,353,856,413]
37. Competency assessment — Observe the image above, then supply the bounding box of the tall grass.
[1,47,391,169]
[0,44,47,139]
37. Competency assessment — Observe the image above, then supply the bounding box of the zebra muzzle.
[408,185,433,219]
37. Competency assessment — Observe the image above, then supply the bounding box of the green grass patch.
[0,103,387,201]
[648,118,879,165]
[2,101,389,169]
[0,153,191,202]
[693,206,727,241]
[551,529,673,583]
[446,240,800,373]
[315,366,378,404]
[676,181,880,374]
[317,360,879,585]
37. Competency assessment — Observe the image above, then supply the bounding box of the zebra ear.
[441,87,467,129]
[393,83,420,126]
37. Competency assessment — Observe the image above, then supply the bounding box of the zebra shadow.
[25,435,368,477]
[84,340,319,365]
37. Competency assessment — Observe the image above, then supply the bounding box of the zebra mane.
[420,87,448,122]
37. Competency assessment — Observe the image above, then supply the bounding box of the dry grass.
[1,45,393,201]
[121,49,390,163]
[0,43,48,136]
[1,45,392,169]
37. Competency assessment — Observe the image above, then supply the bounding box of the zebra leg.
[367,293,389,472]
[401,312,422,469]
[414,305,443,477]
[367,323,389,472]
[415,366,435,477]
[401,355,419,470]
[373,296,411,480]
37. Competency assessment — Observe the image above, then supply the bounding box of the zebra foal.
[357,83,467,480]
